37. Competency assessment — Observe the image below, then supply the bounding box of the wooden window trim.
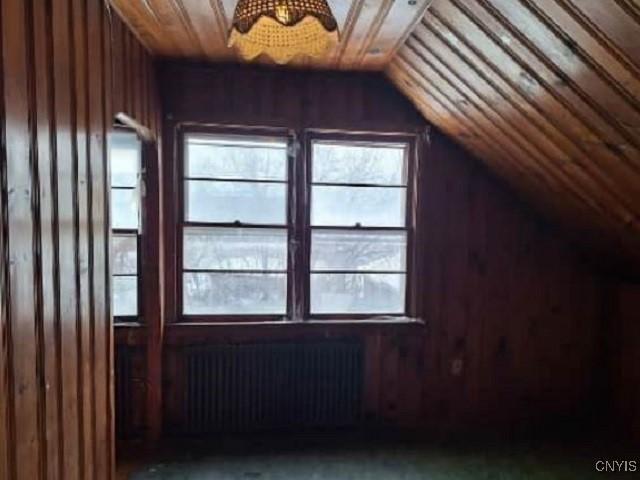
[302,131,420,321]
[175,126,422,323]
[177,125,293,321]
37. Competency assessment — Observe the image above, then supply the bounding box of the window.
[110,130,141,319]
[182,134,289,315]
[309,141,409,315]
[178,130,416,320]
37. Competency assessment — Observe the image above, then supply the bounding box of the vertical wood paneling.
[0,0,158,478]
[420,132,603,433]
[155,63,604,435]
[89,1,108,477]
[0,3,13,478]
[389,0,640,275]
[2,1,41,478]
[71,1,91,477]
[102,6,115,479]
[52,0,81,476]
[32,0,61,477]
[609,283,640,444]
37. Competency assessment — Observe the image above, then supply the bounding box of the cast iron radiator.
[183,339,364,433]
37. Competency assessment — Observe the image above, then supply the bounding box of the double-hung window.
[110,130,142,319]
[178,129,416,321]
[182,134,289,316]
[309,140,409,315]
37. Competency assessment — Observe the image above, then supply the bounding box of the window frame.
[110,126,144,324]
[177,125,295,322]
[301,131,419,321]
[176,126,420,323]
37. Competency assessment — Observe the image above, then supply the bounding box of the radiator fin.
[183,340,364,434]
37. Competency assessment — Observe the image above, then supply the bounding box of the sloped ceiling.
[387,0,640,275]
[110,0,640,275]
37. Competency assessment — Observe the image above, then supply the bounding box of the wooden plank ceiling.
[388,0,640,274]
[110,0,640,274]
[107,0,433,69]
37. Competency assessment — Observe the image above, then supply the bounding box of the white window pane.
[312,142,407,185]
[186,136,287,181]
[311,186,405,227]
[112,234,137,275]
[311,273,405,314]
[184,227,287,271]
[311,231,406,272]
[112,276,137,316]
[110,132,140,187]
[185,180,286,224]
[183,273,286,315]
[111,188,139,229]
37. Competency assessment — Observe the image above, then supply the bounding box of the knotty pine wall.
[140,62,604,435]
[608,284,640,443]
[0,1,158,479]
[422,132,603,433]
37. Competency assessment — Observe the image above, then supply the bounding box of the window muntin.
[110,131,141,318]
[309,140,410,316]
[182,134,289,315]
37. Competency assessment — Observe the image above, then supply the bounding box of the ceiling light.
[228,0,339,64]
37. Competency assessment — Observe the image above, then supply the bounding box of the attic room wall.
[145,62,604,435]
[0,0,158,478]
[153,61,428,433]
[421,131,603,433]
[608,283,640,443]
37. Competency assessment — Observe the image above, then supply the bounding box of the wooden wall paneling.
[109,6,164,443]
[362,333,382,421]
[159,62,425,132]
[162,121,178,327]
[418,131,603,433]
[31,0,63,477]
[52,0,82,476]
[89,1,109,477]
[610,284,640,443]
[124,26,132,117]
[0,0,158,477]
[0,173,7,478]
[2,0,44,478]
[406,23,640,229]
[425,2,640,191]
[420,4,640,234]
[103,5,116,477]
[390,56,577,212]
[567,0,640,69]
[0,5,9,472]
[354,0,433,70]
[387,62,543,199]
[155,62,607,434]
[388,0,640,276]
[378,333,401,425]
[398,41,624,235]
[72,0,93,476]
[486,0,640,132]
[142,140,164,443]
[388,57,629,271]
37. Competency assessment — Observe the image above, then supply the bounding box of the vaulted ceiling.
[110,0,640,275]
[387,0,640,275]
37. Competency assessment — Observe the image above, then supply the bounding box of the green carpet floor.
[120,434,634,479]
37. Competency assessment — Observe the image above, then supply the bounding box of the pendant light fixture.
[228,0,339,64]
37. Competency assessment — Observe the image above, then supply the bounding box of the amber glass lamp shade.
[228,0,339,64]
